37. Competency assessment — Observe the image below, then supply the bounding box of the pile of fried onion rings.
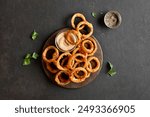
[42,13,101,86]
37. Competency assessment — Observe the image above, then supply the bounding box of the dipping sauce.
[55,30,76,52]
[104,10,122,29]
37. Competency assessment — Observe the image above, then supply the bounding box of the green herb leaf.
[31,30,38,40]
[108,68,116,76]
[108,61,113,69]
[91,12,97,18]
[23,52,38,66]
[23,58,31,65]
[108,62,116,76]
[32,52,39,59]
[25,53,31,59]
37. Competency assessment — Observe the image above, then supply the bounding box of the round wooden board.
[42,28,103,88]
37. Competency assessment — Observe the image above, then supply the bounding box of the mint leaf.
[25,53,31,59]
[108,62,116,76]
[31,30,38,40]
[91,12,97,18]
[23,58,31,65]
[23,52,38,66]
[32,52,39,59]
[108,61,113,69]
[108,68,116,76]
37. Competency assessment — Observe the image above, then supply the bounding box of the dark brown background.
[0,0,150,99]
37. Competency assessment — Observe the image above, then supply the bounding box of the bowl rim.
[104,10,122,29]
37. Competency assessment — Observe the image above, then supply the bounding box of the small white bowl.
[55,29,76,52]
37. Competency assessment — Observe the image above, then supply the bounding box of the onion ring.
[76,21,93,39]
[74,62,89,78]
[71,46,86,56]
[46,59,59,74]
[60,56,68,67]
[81,39,94,53]
[73,61,87,69]
[71,13,86,29]
[56,52,71,70]
[67,53,87,69]
[42,46,59,63]
[70,67,87,83]
[55,70,71,86]
[85,71,91,78]
[74,68,90,79]
[67,58,78,70]
[72,47,80,55]
[65,30,81,45]
[86,56,101,73]
[86,37,97,56]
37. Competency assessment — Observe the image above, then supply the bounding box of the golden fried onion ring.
[71,13,86,29]
[67,53,87,69]
[86,56,100,73]
[55,70,70,86]
[74,53,87,62]
[81,39,94,53]
[70,67,87,83]
[72,46,88,56]
[74,68,90,79]
[74,62,90,78]
[60,56,69,67]
[42,46,59,63]
[85,71,91,78]
[72,47,80,55]
[56,52,71,70]
[46,59,59,74]
[86,37,97,56]
[73,61,87,69]
[76,21,93,39]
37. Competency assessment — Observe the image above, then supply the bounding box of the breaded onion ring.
[65,30,81,45]
[71,46,86,55]
[60,56,68,67]
[73,61,87,69]
[67,53,87,69]
[55,71,70,86]
[81,39,94,53]
[85,71,91,78]
[42,46,59,63]
[74,68,90,79]
[86,56,100,73]
[56,52,71,70]
[74,53,86,62]
[67,58,77,70]
[76,21,93,39]
[74,63,90,78]
[46,59,59,74]
[86,37,97,56]
[72,47,80,55]
[70,67,87,83]
[71,13,86,29]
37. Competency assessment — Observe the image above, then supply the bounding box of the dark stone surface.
[0,0,150,100]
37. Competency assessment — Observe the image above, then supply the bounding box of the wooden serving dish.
[42,28,103,88]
